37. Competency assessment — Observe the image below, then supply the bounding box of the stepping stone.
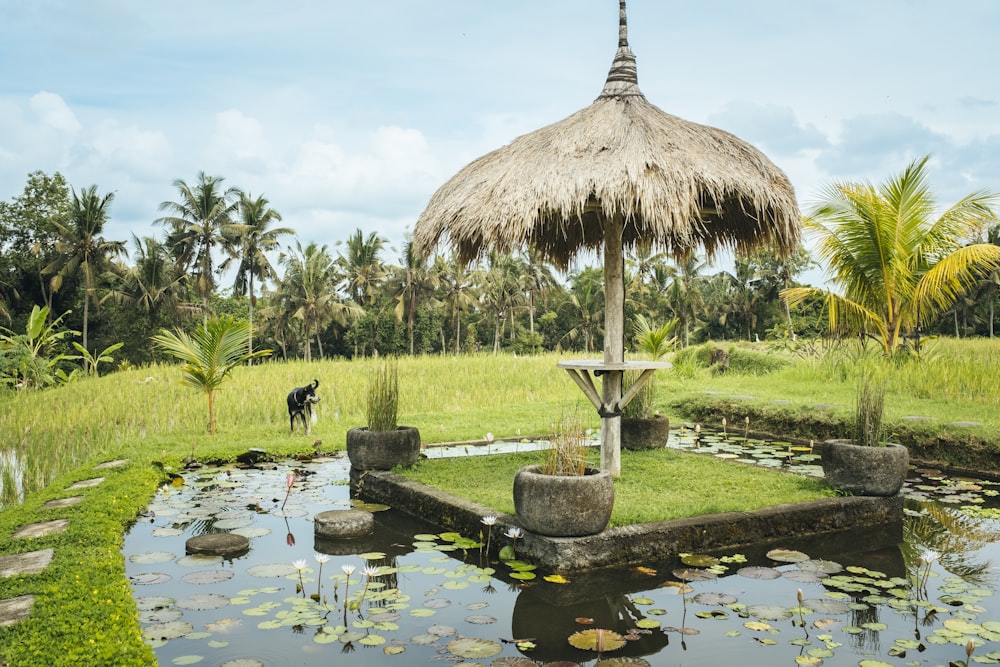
[13,519,68,540]
[948,421,981,428]
[314,510,374,539]
[185,533,250,557]
[0,549,54,578]
[95,459,129,469]
[901,415,931,422]
[0,595,35,628]
[68,477,105,490]
[44,496,84,508]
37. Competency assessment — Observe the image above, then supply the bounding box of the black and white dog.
[287,379,320,435]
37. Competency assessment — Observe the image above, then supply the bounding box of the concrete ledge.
[351,469,904,573]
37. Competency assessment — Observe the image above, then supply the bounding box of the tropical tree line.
[1,156,998,388]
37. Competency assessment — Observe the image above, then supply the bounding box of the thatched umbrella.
[414,0,801,476]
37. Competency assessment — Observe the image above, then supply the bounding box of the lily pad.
[748,604,793,621]
[176,593,231,610]
[568,629,627,652]
[797,559,844,574]
[680,553,720,567]
[139,608,183,624]
[428,624,457,636]
[737,566,781,580]
[781,569,825,584]
[672,568,717,582]
[135,596,175,611]
[766,548,810,563]
[143,620,193,641]
[246,563,296,578]
[465,615,497,624]
[693,592,738,605]
[801,598,852,614]
[447,637,502,659]
[182,569,234,585]
[130,551,177,565]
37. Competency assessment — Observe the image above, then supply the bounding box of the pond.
[123,431,1000,667]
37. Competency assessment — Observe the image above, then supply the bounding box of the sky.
[1,1,998,286]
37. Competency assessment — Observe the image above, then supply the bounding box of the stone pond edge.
[350,468,904,573]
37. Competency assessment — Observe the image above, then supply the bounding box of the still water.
[124,431,1000,666]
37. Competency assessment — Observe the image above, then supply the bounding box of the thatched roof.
[413,0,801,269]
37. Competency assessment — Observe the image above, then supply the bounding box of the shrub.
[366,361,399,432]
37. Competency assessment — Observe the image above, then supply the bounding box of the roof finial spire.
[598,0,643,99]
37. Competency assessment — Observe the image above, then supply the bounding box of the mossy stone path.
[0,459,128,631]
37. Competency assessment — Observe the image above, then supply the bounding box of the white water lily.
[314,553,330,564]
[504,526,523,540]
[481,515,497,526]
[920,549,940,564]
[292,559,307,571]
[341,563,356,576]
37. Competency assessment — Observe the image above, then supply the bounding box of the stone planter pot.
[346,426,421,471]
[818,439,909,496]
[512,464,614,537]
[621,415,671,450]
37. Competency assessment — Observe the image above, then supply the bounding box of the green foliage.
[70,341,124,376]
[404,447,833,525]
[853,362,888,446]
[541,413,587,475]
[366,361,399,432]
[673,342,788,376]
[151,316,272,433]
[0,459,162,666]
[0,305,79,389]
[783,156,1000,357]
[623,315,677,418]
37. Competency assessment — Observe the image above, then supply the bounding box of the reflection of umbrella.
[414,0,801,475]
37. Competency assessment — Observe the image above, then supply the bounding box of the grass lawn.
[400,447,836,527]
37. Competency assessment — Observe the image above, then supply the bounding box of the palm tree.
[223,193,293,360]
[337,229,387,307]
[560,267,605,352]
[108,235,192,360]
[435,254,479,354]
[664,252,708,347]
[480,252,524,354]
[783,156,1000,357]
[388,239,439,354]
[626,243,670,317]
[156,172,241,325]
[714,259,763,341]
[975,223,1000,337]
[43,185,125,353]
[151,316,271,434]
[518,247,558,337]
[746,245,813,339]
[278,241,361,361]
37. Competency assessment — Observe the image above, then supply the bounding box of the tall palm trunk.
[247,273,255,364]
[82,289,90,353]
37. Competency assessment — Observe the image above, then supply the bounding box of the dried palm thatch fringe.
[413,0,801,268]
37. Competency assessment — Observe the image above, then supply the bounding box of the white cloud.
[208,109,272,169]
[29,91,80,133]
[83,120,172,179]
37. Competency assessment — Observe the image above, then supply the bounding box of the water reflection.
[123,438,1000,667]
